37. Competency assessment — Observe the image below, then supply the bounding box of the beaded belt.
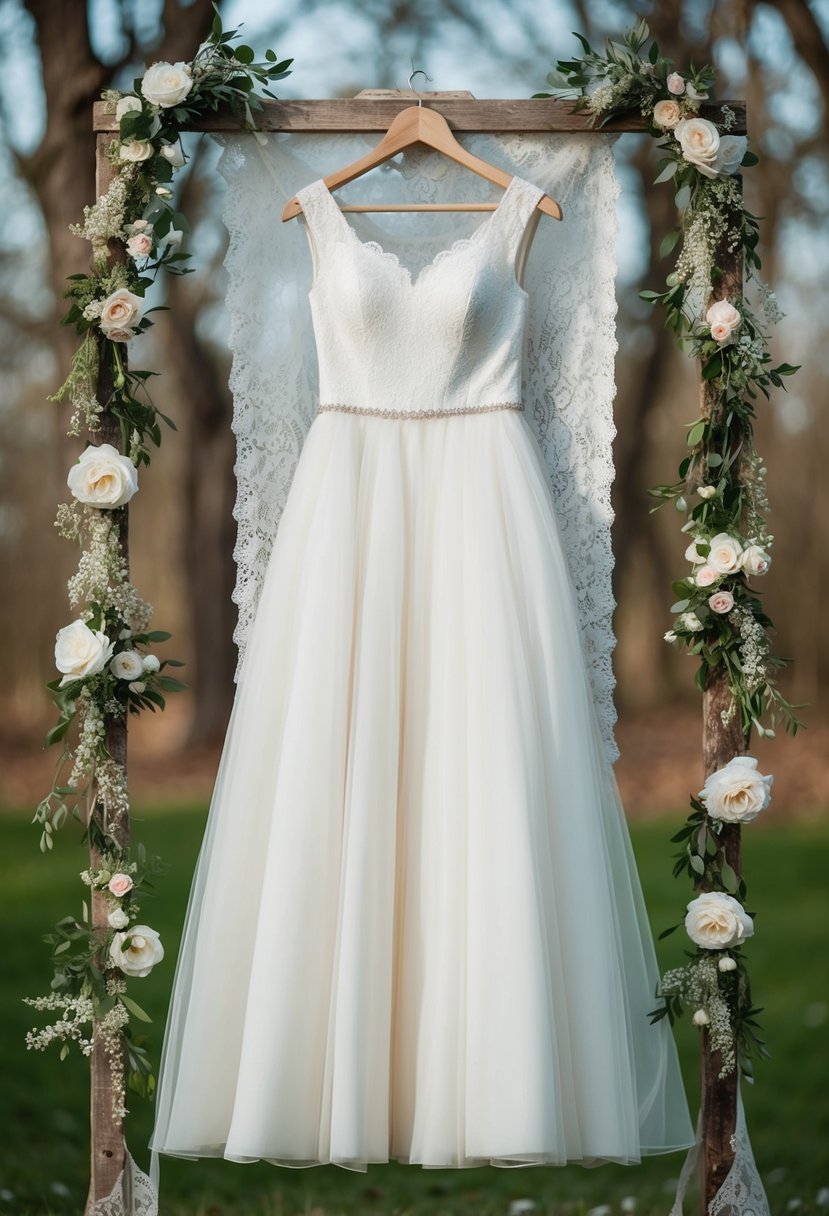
[317,401,523,420]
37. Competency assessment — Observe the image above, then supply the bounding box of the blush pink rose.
[108,873,134,898]
[667,72,685,95]
[708,590,735,614]
[695,565,719,588]
[126,233,153,259]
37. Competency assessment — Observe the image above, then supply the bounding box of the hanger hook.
[407,68,433,107]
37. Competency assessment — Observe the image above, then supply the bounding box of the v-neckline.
[314,174,523,289]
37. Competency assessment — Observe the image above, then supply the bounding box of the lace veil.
[215,130,621,760]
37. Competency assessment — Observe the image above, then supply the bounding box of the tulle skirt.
[149,408,694,1171]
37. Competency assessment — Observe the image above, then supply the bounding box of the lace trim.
[88,1149,158,1216]
[317,401,523,419]
[303,175,539,291]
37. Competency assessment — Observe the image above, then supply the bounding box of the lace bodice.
[295,175,545,417]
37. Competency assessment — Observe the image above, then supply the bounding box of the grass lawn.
[0,805,827,1216]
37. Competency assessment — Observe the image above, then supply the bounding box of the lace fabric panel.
[216,131,621,761]
[88,1150,158,1216]
[669,1083,770,1216]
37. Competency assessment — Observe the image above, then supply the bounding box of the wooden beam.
[92,96,746,135]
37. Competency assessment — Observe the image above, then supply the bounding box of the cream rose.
[718,956,738,973]
[699,755,773,825]
[708,590,734,614]
[692,1009,710,1026]
[126,232,153,260]
[140,61,193,109]
[109,924,164,977]
[111,650,144,681]
[685,539,707,565]
[119,140,154,163]
[107,907,130,930]
[694,564,719,588]
[108,873,134,897]
[685,891,754,950]
[706,299,742,344]
[115,95,142,120]
[707,532,743,574]
[674,117,720,175]
[67,442,138,508]
[678,611,704,632]
[55,620,114,687]
[159,141,185,167]
[129,679,146,694]
[741,545,771,577]
[712,135,747,176]
[667,72,685,95]
[100,288,143,339]
[653,99,681,129]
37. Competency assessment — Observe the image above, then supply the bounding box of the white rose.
[126,232,153,260]
[55,620,114,687]
[667,72,685,95]
[698,485,717,499]
[685,82,709,104]
[741,545,771,577]
[67,443,138,508]
[141,61,193,109]
[694,565,719,588]
[712,135,747,176]
[699,755,773,824]
[115,95,142,120]
[100,288,143,339]
[707,532,743,574]
[674,117,720,176]
[109,924,164,977]
[142,653,161,673]
[692,1009,710,1026]
[162,228,183,251]
[108,907,130,930]
[718,956,738,973]
[708,590,734,614]
[119,140,154,163]
[159,141,185,167]
[111,650,145,681]
[653,99,681,129]
[685,891,754,950]
[679,611,704,632]
[685,539,707,565]
[706,299,742,341]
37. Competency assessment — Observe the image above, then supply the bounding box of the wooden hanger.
[281,78,563,222]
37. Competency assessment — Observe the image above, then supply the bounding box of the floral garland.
[538,18,799,1079]
[27,10,292,1120]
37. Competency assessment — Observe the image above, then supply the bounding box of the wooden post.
[85,131,129,1212]
[692,179,748,1211]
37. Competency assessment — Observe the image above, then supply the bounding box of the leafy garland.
[539,18,799,1078]
[26,10,292,1117]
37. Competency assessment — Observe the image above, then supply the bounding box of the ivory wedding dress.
[149,172,694,1172]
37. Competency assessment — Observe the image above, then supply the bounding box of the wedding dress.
[148,170,694,1171]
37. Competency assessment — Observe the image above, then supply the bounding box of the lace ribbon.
[670,1081,770,1216]
[88,1150,158,1216]
[216,131,622,761]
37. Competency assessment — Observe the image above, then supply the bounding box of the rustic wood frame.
[86,93,748,1214]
